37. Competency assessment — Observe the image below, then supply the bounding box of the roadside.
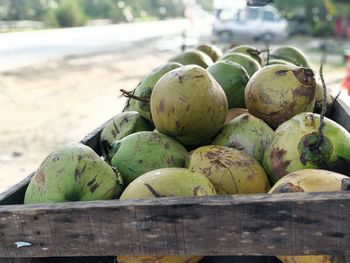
[0,19,191,72]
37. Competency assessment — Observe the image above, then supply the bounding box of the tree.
[54,0,86,27]
[274,0,337,36]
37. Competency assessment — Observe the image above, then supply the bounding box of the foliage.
[197,0,214,11]
[274,0,345,37]
[44,9,59,28]
[1,0,347,35]
[53,0,86,27]
[0,0,50,21]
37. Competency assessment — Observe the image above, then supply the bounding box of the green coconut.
[212,113,274,164]
[24,143,122,204]
[150,65,228,146]
[110,131,189,185]
[266,59,294,66]
[219,52,261,77]
[100,111,153,159]
[207,60,250,108]
[263,112,350,184]
[186,145,270,195]
[245,64,316,129]
[126,62,182,122]
[271,46,311,68]
[196,44,223,62]
[169,50,213,68]
[225,45,263,65]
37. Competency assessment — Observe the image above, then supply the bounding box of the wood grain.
[0,257,115,263]
[331,92,350,132]
[0,256,282,263]
[80,118,108,156]
[0,192,349,258]
[0,174,33,205]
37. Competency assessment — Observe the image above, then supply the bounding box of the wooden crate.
[1,94,350,263]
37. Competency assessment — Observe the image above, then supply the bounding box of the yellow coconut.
[269,169,347,263]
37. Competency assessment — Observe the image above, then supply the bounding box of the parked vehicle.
[212,4,288,42]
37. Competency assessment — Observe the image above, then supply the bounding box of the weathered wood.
[0,256,281,263]
[202,256,281,263]
[80,119,108,156]
[342,178,350,191]
[0,174,33,205]
[0,192,349,258]
[0,259,32,263]
[331,92,350,132]
[0,257,115,263]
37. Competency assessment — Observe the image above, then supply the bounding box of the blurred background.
[1,0,350,193]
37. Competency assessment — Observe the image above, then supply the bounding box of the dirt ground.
[0,44,177,193]
[0,42,347,194]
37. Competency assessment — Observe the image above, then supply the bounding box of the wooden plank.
[0,192,349,258]
[202,256,281,263]
[0,256,281,263]
[342,178,350,191]
[0,257,115,263]
[0,259,32,263]
[80,119,109,156]
[331,92,350,132]
[0,174,33,205]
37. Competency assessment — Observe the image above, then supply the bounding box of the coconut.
[110,131,188,185]
[263,112,350,184]
[196,44,223,62]
[266,59,294,66]
[117,167,216,263]
[169,50,213,68]
[207,60,250,108]
[245,64,316,129]
[151,65,228,146]
[24,143,121,204]
[126,62,182,123]
[219,52,261,77]
[225,45,263,65]
[212,113,274,164]
[270,169,347,263]
[186,145,270,194]
[100,111,153,159]
[271,46,311,68]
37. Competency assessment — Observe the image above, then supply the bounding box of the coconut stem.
[264,43,270,66]
[316,52,328,148]
[259,48,270,66]
[120,89,150,103]
[247,48,261,56]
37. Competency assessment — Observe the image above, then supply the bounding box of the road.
[0,19,199,71]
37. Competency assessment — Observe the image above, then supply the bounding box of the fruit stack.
[23,44,350,263]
